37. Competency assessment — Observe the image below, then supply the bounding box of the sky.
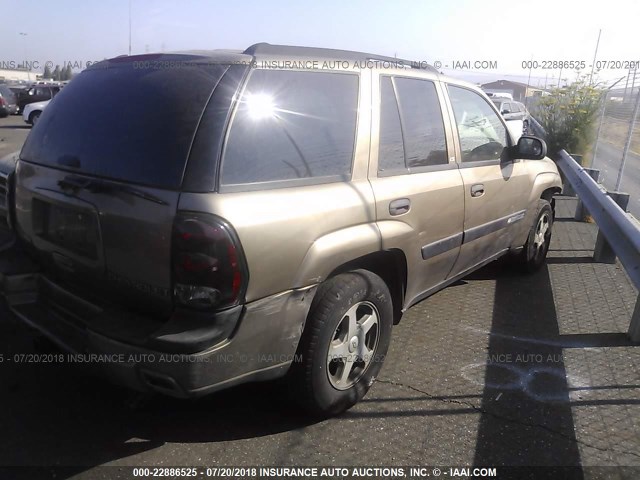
[1,0,638,87]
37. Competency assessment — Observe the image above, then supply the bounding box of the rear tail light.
[172,213,248,310]
[0,97,6,106]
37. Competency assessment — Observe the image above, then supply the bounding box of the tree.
[532,74,603,161]
[52,65,61,81]
[43,65,52,79]
[62,65,73,80]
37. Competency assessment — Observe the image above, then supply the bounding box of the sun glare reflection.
[245,93,276,120]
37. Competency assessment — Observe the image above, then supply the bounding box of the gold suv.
[6,43,562,416]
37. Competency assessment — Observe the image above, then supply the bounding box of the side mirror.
[513,136,547,160]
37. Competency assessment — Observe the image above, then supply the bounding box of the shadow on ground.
[467,260,583,475]
[0,307,319,473]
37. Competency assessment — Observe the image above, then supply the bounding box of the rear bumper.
[1,246,316,397]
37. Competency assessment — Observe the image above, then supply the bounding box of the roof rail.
[243,43,438,73]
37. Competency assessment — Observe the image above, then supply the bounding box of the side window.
[448,85,508,163]
[36,87,51,98]
[221,70,358,186]
[378,77,405,173]
[394,77,448,168]
[501,102,512,113]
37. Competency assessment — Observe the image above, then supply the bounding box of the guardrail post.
[628,296,640,342]
[574,168,601,221]
[562,178,576,197]
[594,192,631,263]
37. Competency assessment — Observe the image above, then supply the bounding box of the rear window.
[220,69,359,188]
[20,60,229,189]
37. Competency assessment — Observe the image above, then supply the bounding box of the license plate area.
[33,198,99,260]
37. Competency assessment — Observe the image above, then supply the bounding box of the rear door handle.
[471,184,485,197]
[389,198,411,216]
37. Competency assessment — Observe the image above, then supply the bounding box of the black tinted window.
[378,77,405,173]
[394,77,448,168]
[35,87,50,98]
[221,70,358,186]
[20,60,228,188]
[448,85,507,162]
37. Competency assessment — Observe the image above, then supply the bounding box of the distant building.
[0,67,36,83]
[481,80,546,101]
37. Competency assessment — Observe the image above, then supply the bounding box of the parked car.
[22,99,50,126]
[0,150,19,235]
[492,99,531,131]
[3,44,562,416]
[0,85,18,117]
[16,84,61,113]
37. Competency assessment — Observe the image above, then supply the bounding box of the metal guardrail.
[555,150,640,341]
[528,116,547,138]
[528,116,640,339]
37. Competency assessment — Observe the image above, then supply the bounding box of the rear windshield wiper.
[58,175,169,205]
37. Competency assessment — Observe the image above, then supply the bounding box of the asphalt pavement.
[0,114,30,158]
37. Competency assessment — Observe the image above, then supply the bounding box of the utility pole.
[525,55,533,107]
[589,29,602,85]
[615,86,640,190]
[623,67,631,102]
[592,76,626,167]
[558,65,564,88]
[19,32,30,82]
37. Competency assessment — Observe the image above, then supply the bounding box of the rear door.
[444,84,531,275]
[15,58,234,315]
[368,73,464,306]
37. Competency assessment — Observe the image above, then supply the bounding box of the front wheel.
[516,199,553,272]
[291,269,393,417]
[29,111,41,126]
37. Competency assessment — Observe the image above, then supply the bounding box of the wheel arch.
[314,249,408,326]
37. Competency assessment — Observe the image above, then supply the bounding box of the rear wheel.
[516,199,553,272]
[291,270,393,416]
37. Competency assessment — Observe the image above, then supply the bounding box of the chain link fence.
[591,74,640,218]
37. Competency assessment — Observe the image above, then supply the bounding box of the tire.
[29,111,41,126]
[516,199,553,273]
[290,269,393,417]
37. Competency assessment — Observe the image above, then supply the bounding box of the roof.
[89,43,439,74]
[482,79,530,88]
[243,43,439,73]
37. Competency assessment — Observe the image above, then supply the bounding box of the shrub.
[532,75,603,160]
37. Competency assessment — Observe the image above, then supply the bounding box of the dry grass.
[600,117,640,154]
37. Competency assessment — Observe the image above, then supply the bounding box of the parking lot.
[1,115,639,478]
[0,115,30,158]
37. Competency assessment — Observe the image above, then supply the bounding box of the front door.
[445,84,531,275]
